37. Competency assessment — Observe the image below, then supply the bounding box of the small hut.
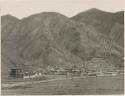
[10,68,23,78]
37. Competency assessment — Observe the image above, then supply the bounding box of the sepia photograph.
[1,0,124,95]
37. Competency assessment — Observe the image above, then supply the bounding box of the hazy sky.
[1,0,124,19]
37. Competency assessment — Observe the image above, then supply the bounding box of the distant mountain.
[71,8,124,47]
[1,10,124,78]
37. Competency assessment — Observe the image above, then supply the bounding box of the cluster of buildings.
[9,66,124,79]
[9,68,42,79]
[9,65,83,79]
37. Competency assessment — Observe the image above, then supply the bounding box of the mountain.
[1,10,124,79]
[1,13,83,78]
[71,8,124,47]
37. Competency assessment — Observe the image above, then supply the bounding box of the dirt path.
[2,76,86,88]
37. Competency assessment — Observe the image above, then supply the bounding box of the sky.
[0,0,124,19]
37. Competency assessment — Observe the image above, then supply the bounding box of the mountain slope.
[71,8,124,47]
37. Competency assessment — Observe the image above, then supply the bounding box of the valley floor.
[2,75,124,95]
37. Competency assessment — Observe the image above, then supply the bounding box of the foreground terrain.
[2,75,124,95]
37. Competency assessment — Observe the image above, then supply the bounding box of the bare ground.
[2,75,124,95]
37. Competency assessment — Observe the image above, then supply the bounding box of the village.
[9,65,124,80]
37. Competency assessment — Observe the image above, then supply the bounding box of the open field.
[2,75,124,95]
